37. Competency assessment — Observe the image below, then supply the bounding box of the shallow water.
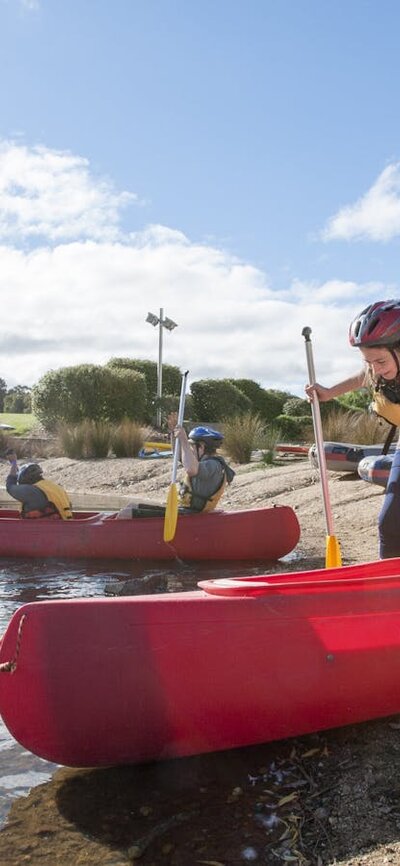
[0,553,299,827]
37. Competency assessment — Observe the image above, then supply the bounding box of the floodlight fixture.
[146,312,159,327]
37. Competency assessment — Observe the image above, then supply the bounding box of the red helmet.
[349,300,400,347]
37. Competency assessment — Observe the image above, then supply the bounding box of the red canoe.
[0,505,299,561]
[2,557,400,768]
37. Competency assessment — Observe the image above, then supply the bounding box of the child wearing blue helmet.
[172,424,235,512]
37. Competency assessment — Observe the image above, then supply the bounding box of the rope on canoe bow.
[0,614,26,673]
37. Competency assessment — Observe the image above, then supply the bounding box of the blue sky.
[1,0,400,396]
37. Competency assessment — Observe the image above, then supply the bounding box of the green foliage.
[265,389,295,417]
[282,397,312,417]
[275,414,313,441]
[230,380,296,422]
[183,394,196,423]
[32,364,147,430]
[0,378,7,411]
[337,389,371,412]
[191,379,252,422]
[107,358,181,423]
[4,386,32,413]
[319,398,347,419]
[222,412,265,463]
[110,419,147,457]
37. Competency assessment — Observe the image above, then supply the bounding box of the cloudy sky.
[1,0,400,396]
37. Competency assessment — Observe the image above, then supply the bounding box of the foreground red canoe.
[0,505,299,561]
[2,557,400,767]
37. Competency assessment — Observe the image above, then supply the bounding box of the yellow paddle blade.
[163,483,179,543]
[325,535,342,569]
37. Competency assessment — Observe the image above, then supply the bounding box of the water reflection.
[0,551,306,827]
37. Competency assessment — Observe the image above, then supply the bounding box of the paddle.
[163,369,189,543]
[302,327,342,568]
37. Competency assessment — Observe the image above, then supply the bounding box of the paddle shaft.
[302,327,335,537]
[171,370,189,484]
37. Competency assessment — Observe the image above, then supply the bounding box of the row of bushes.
[33,357,359,433]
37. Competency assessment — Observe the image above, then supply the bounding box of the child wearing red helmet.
[305,300,400,558]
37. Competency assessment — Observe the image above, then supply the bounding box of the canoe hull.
[0,505,300,561]
[358,454,392,488]
[309,441,396,473]
[2,558,400,767]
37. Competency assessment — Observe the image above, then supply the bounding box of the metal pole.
[157,307,163,428]
[302,326,335,536]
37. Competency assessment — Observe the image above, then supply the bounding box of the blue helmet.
[188,426,224,445]
[17,463,43,485]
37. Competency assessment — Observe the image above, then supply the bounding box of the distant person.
[4,450,73,519]
[171,422,235,512]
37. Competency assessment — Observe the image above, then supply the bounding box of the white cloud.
[0,140,384,396]
[0,141,136,243]
[322,163,400,242]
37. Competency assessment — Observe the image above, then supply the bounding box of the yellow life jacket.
[35,479,73,520]
[179,456,235,513]
[372,390,400,426]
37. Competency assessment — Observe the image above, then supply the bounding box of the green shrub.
[222,412,265,463]
[228,380,286,422]
[107,358,181,422]
[32,364,147,430]
[191,379,252,422]
[337,390,371,412]
[282,397,312,417]
[275,415,313,441]
[265,389,295,417]
[111,419,147,457]
[319,398,348,419]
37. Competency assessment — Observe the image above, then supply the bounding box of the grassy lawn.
[0,413,37,435]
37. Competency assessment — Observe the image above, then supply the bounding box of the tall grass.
[322,409,392,445]
[110,419,147,457]
[59,420,111,458]
[257,423,283,465]
[222,413,265,463]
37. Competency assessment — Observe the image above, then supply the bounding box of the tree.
[0,377,7,411]
[4,386,32,413]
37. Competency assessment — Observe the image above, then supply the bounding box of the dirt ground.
[1,452,400,865]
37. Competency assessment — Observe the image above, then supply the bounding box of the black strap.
[382,424,397,455]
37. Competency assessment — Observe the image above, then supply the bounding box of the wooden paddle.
[302,327,342,568]
[163,369,189,543]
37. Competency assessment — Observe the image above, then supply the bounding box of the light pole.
[146,308,178,428]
